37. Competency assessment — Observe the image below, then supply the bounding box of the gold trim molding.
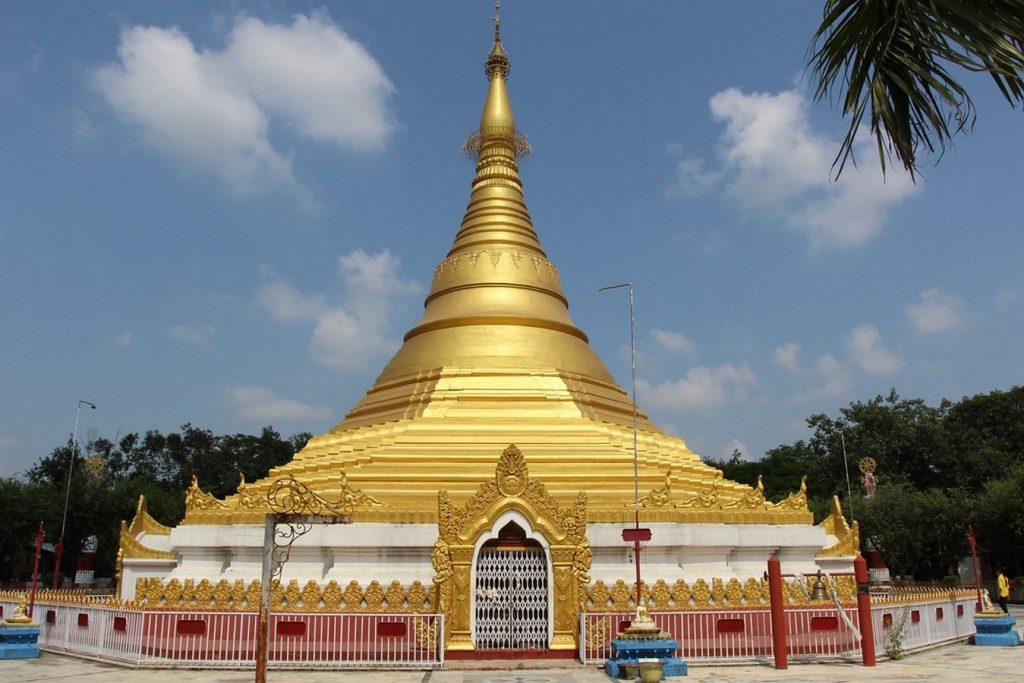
[127,495,171,537]
[132,578,437,613]
[433,444,590,651]
[817,495,861,558]
[627,471,813,524]
[118,521,175,561]
[583,575,859,611]
[180,471,386,525]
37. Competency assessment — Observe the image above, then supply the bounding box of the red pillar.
[855,555,876,667]
[767,554,787,669]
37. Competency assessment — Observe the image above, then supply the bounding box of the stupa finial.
[465,1,529,159]
[484,1,510,81]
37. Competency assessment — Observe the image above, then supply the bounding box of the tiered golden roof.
[182,17,809,526]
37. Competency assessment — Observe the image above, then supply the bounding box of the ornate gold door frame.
[432,444,591,651]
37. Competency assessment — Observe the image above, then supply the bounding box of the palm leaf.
[809,0,1024,180]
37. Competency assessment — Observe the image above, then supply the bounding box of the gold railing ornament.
[584,575,858,611]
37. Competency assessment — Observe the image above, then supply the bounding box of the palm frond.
[809,0,1024,180]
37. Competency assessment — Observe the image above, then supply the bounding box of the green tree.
[972,464,1024,576]
[22,424,308,582]
[0,478,48,582]
[857,482,969,579]
[809,0,1024,180]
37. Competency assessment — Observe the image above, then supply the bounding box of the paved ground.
[3,605,1022,682]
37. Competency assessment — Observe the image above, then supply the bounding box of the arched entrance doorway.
[432,444,590,652]
[473,519,549,650]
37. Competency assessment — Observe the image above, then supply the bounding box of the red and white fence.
[579,594,976,664]
[580,606,862,664]
[871,595,976,655]
[3,592,974,668]
[0,600,443,669]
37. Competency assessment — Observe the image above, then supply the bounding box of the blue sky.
[2,2,1022,478]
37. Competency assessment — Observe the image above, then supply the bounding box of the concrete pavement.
[4,642,1022,683]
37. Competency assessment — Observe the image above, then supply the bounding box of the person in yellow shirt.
[996,568,1010,614]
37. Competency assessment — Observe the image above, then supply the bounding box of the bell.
[810,570,829,601]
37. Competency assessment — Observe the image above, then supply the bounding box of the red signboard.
[811,616,839,631]
[276,620,307,637]
[377,621,407,637]
[176,619,207,636]
[716,618,745,633]
[621,528,652,542]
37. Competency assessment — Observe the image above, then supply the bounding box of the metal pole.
[54,399,95,589]
[599,283,642,609]
[29,521,44,617]
[255,514,276,683]
[967,525,983,613]
[841,431,854,522]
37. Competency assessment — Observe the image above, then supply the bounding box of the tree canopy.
[1,425,308,584]
[707,386,1024,579]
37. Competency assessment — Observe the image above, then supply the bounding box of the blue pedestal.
[604,637,688,679]
[0,624,41,659]
[974,614,1021,647]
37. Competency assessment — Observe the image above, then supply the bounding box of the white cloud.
[651,329,697,356]
[258,249,419,370]
[846,324,903,375]
[777,341,853,402]
[169,323,216,344]
[226,385,330,422]
[906,288,966,334]
[995,284,1024,310]
[721,438,749,460]
[665,154,722,199]
[676,87,917,250]
[113,330,138,347]
[639,363,756,412]
[794,353,853,401]
[773,341,802,373]
[92,11,395,205]
[258,280,327,321]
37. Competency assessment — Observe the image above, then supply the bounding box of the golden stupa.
[120,9,847,653]
[177,13,805,529]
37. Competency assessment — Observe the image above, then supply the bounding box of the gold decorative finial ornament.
[858,457,877,474]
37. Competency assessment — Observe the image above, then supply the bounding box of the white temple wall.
[129,519,847,602]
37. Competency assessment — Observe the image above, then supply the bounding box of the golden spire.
[485,1,510,81]
[202,4,785,525]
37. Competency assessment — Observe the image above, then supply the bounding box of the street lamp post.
[599,283,649,612]
[53,399,96,589]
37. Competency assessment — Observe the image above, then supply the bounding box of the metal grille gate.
[474,547,549,649]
